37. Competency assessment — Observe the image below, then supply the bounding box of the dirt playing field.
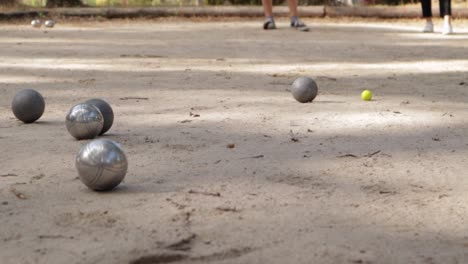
[1,17,468,264]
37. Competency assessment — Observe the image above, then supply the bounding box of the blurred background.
[0,0,467,13]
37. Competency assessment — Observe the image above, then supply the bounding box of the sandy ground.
[1,17,468,264]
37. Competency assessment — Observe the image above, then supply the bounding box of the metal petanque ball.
[66,103,104,140]
[76,139,128,191]
[44,20,55,28]
[31,19,41,28]
[85,98,114,135]
[11,89,45,123]
[291,77,318,103]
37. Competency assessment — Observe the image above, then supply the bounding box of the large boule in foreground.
[291,77,318,103]
[76,139,128,191]
[11,89,45,123]
[66,103,104,140]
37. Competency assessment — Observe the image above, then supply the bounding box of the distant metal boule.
[31,19,41,28]
[44,20,55,28]
[291,77,318,103]
[11,89,45,123]
[85,98,114,135]
[66,103,104,140]
[76,139,128,191]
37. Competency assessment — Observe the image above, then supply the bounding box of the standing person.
[262,0,309,31]
[421,0,453,34]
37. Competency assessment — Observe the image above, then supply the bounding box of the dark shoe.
[263,20,277,30]
[291,19,309,32]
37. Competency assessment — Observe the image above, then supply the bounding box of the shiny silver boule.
[44,20,55,28]
[66,103,104,140]
[31,19,41,28]
[291,77,318,103]
[76,139,128,191]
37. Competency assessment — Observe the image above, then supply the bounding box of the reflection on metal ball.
[44,20,55,28]
[66,103,104,140]
[76,139,128,191]
[31,19,41,28]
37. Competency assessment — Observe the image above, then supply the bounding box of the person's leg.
[287,0,309,31]
[421,0,432,17]
[441,0,453,34]
[262,0,276,29]
[262,0,273,17]
[421,0,433,32]
[439,0,451,17]
[287,0,298,17]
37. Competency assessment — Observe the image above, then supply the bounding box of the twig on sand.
[119,97,149,100]
[363,150,381,157]
[337,150,381,158]
[216,206,240,212]
[0,173,17,177]
[240,155,264,159]
[165,233,197,251]
[38,235,74,240]
[188,189,221,197]
[130,253,188,264]
[337,154,359,158]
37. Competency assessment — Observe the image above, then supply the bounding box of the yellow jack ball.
[361,90,373,101]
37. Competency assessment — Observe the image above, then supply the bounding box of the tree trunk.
[46,0,83,7]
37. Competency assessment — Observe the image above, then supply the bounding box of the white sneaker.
[423,21,434,33]
[442,23,453,35]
